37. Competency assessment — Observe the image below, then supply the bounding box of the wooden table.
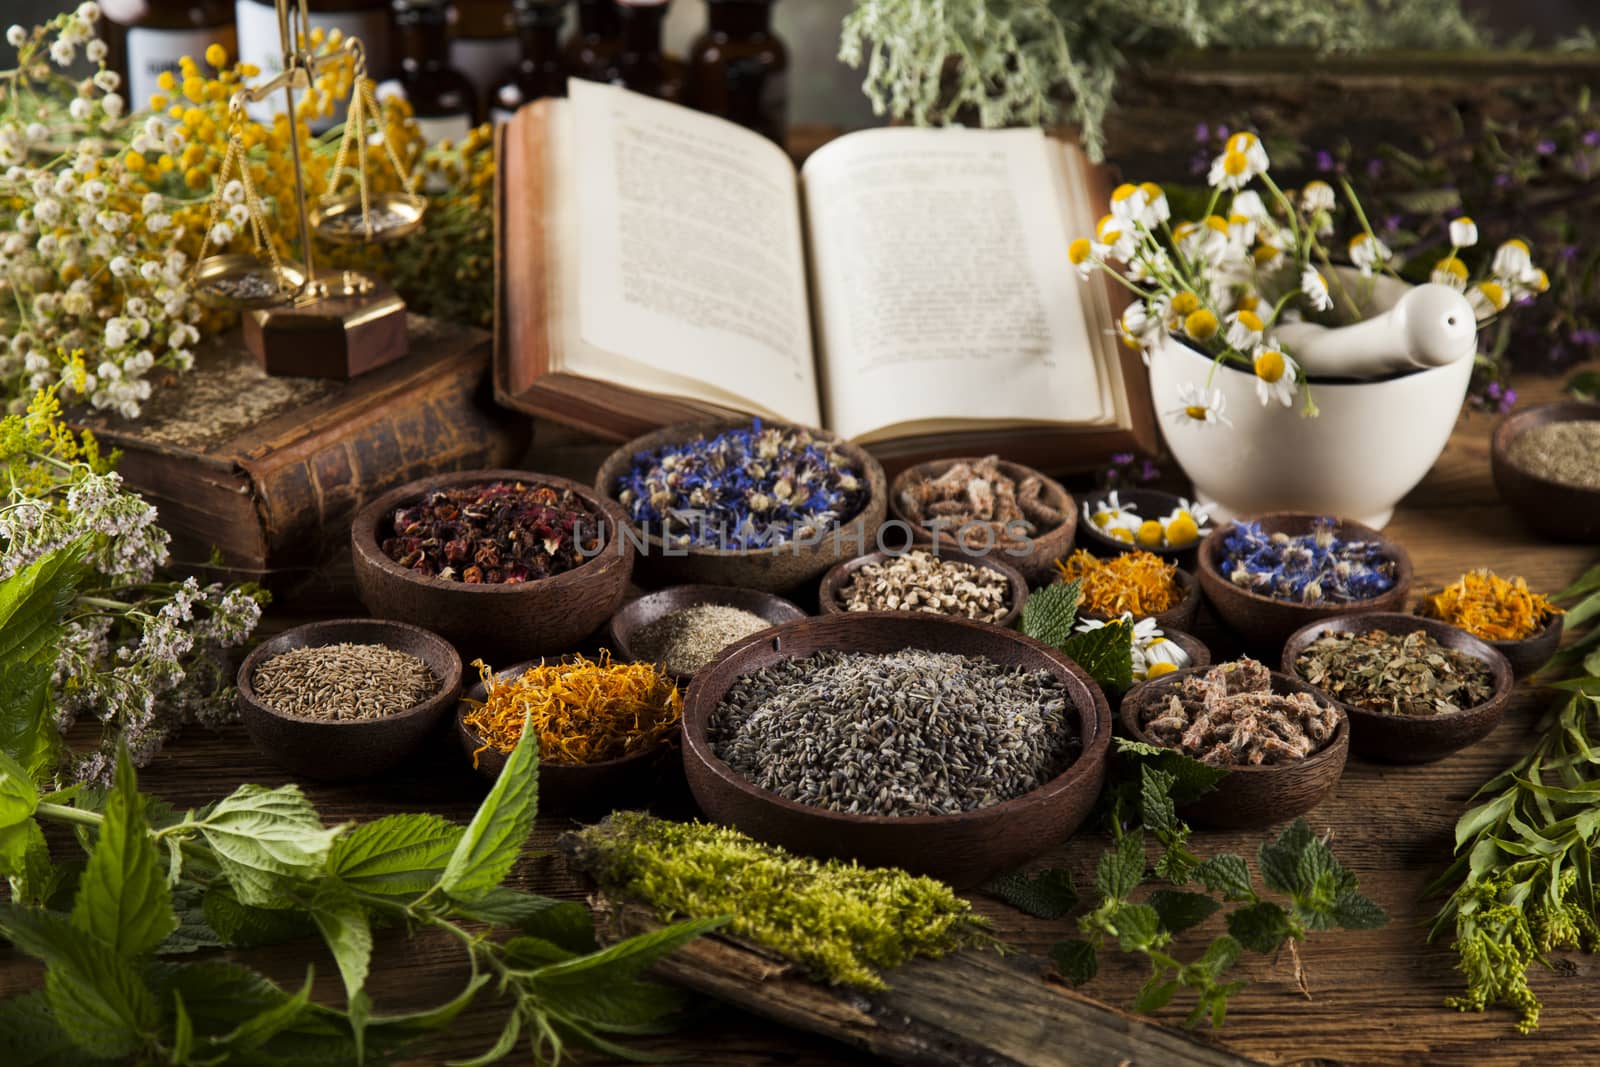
[3,373,1594,1067]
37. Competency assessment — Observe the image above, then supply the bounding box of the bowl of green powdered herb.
[1283,612,1513,764]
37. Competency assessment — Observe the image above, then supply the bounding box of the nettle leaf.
[1050,938,1098,984]
[1133,976,1180,1013]
[202,884,317,947]
[449,887,596,952]
[0,747,39,830]
[1021,579,1080,648]
[1186,935,1243,981]
[159,883,227,956]
[1060,619,1134,692]
[1226,901,1296,954]
[1257,818,1316,898]
[1147,889,1220,934]
[328,813,464,897]
[1193,855,1256,902]
[984,867,1078,920]
[1329,891,1388,931]
[529,974,689,1034]
[1113,738,1228,802]
[195,784,341,907]
[529,915,725,990]
[0,546,85,668]
[0,663,57,791]
[0,990,88,1067]
[441,714,541,903]
[0,904,160,1059]
[502,936,580,967]
[309,883,372,1004]
[1109,902,1164,953]
[71,748,176,957]
[1138,766,1181,839]
[1094,830,1146,901]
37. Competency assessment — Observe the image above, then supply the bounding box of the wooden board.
[3,371,1598,1066]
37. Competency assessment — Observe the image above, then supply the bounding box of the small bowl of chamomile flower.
[1077,488,1209,568]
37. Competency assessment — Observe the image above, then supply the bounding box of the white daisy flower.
[1491,239,1532,283]
[1137,182,1171,227]
[1109,183,1150,224]
[1251,342,1299,408]
[1169,383,1232,428]
[1449,217,1479,248]
[1230,190,1272,225]
[1300,181,1336,213]
[1207,132,1270,191]
[1347,233,1391,276]
[1468,281,1509,319]
[1301,268,1333,312]
[1430,257,1469,290]
[1225,308,1265,352]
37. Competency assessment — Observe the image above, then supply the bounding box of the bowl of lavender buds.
[1120,659,1349,829]
[237,618,463,781]
[1197,513,1412,650]
[682,612,1112,886]
[598,419,887,593]
[351,470,634,661]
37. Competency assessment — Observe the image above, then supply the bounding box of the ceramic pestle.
[1272,283,1476,380]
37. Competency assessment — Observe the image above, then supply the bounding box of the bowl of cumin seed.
[237,618,462,781]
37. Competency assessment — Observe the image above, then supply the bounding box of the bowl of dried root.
[1121,658,1349,828]
[818,546,1028,629]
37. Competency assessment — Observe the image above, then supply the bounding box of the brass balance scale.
[190,0,423,378]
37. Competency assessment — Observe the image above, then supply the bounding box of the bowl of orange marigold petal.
[1055,548,1201,634]
[1416,570,1563,678]
[456,653,682,814]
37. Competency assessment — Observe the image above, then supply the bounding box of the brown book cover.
[71,315,529,588]
[492,93,1157,477]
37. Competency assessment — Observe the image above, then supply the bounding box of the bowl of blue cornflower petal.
[598,418,887,593]
[1197,513,1413,650]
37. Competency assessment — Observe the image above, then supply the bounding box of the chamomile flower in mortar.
[1491,239,1532,283]
[1449,216,1479,248]
[1208,131,1269,191]
[1300,180,1336,214]
[1301,267,1333,312]
[1469,281,1509,319]
[1225,308,1265,351]
[1252,342,1299,408]
[1169,383,1231,428]
[1431,256,1469,290]
[1184,307,1220,343]
[1347,232,1391,276]
[1119,301,1163,350]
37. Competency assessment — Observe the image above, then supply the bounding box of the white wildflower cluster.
[1068,129,1543,428]
[0,6,200,418]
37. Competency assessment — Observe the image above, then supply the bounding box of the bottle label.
[234,1,391,130]
[124,27,232,113]
[451,36,519,106]
[414,112,472,147]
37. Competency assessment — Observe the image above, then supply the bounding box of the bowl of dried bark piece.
[818,544,1029,630]
[889,456,1076,587]
[1120,659,1349,829]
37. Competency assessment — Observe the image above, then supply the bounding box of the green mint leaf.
[201,884,317,947]
[0,990,84,1067]
[1138,766,1181,838]
[529,915,726,990]
[1257,818,1316,898]
[1109,902,1165,953]
[1060,618,1134,692]
[1050,938,1098,984]
[195,784,341,907]
[441,712,541,903]
[1094,830,1146,901]
[528,973,689,1033]
[1154,844,1196,886]
[447,1012,521,1067]
[70,746,175,957]
[502,936,580,967]
[0,546,85,669]
[1113,738,1229,802]
[1187,935,1244,981]
[983,867,1078,919]
[1226,901,1295,954]
[1147,889,1220,934]
[1330,890,1388,931]
[0,903,160,1059]
[328,813,464,897]
[449,887,596,952]
[1021,579,1080,647]
[1193,855,1255,902]
[0,746,39,830]
[1133,976,1180,1013]
[309,883,372,1004]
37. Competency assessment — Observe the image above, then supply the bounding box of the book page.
[801,127,1111,441]
[569,80,820,426]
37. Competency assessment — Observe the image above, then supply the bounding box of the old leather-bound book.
[71,315,528,589]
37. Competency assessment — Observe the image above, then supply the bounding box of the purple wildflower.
[1315,150,1335,173]
[1537,139,1558,156]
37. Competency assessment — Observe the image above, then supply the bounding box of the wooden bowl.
[682,613,1112,887]
[1120,666,1349,829]
[608,585,808,683]
[1197,513,1413,651]
[1075,487,1208,567]
[457,660,678,817]
[595,418,888,594]
[1077,564,1202,634]
[1281,612,1515,765]
[1414,589,1564,679]
[817,545,1028,630]
[1491,400,1600,542]
[888,458,1076,586]
[237,618,462,781]
[351,469,634,662]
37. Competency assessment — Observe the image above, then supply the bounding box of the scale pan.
[192,253,308,309]
[309,191,426,245]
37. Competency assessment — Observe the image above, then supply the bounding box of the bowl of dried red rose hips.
[352,470,634,661]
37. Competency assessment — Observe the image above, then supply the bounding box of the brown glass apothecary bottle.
[381,0,478,144]
[101,0,237,113]
[489,0,566,124]
[686,0,786,145]
[563,0,621,84]
[610,0,681,102]
[451,0,518,115]
[234,0,395,128]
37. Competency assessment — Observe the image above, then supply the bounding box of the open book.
[494,80,1155,468]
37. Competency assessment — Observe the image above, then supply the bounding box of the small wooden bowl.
[1281,612,1515,765]
[1120,666,1349,829]
[817,545,1028,630]
[1075,488,1208,567]
[1491,400,1600,542]
[1076,564,1202,634]
[596,418,888,593]
[1197,513,1413,651]
[888,458,1076,587]
[457,660,678,816]
[237,618,463,781]
[351,469,634,662]
[682,613,1112,887]
[608,585,808,683]
[1414,589,1564,679]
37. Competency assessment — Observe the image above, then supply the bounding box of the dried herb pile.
[1055,548,1182,618]
[382,480,599,584]
[251,642,438,722]
[1295,629,1495,717]
[897,455,1064,547]
[1426,570,1559,642]
[1219,519,1395,604]
[1138,659,1339,766]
